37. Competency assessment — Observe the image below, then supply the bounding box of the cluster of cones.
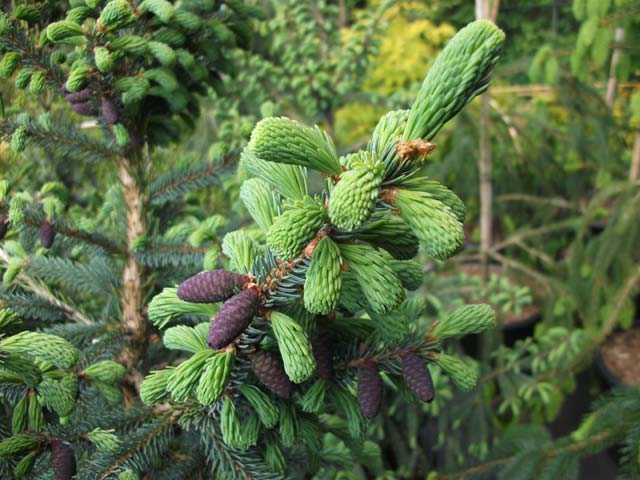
[178,268,436,419]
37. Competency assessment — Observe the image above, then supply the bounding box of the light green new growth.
[38,375,77,417]
[389,259,424,291]
[267,196,327,259]
[270,311,316,383]
[0,434,39,459]
[434,353,479,392]
[402,176,467,223]
[87,428,122,453]
[431,304,496,339]
[393,188,464,260]
[221,230,258,274]
[140,367,175,404]
[370,109,409,155]
[166,349,214,401]
[248,116,341,175]
[357,214,419,260]
[339,243,405,315]
[404,19,505,141]
[329,152,384,231]
[83,360,127,383]
[0,331,79,369]
[221,396,242,448]
[147,287,217,329]
[196,350,233,405]
[163,324,208,353]
[240,178,278,232]
[241,151,308,200]
[239,385,279,428]
[304,236,342,314]
[301,379,326,413]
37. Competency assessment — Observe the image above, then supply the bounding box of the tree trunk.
[476,0,499,280]
[606,27,624,109]
[630,129,640,182]
[479,92,493,279]
[118,151,148,373]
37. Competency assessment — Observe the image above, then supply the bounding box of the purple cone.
[207,288,259,350]
[178,269,249,304]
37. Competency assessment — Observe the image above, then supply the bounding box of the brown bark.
[478,92,493,280]
[118,153,149,372]
[476,0,499,280]
[630,128,640,182]
[606,27,625,109]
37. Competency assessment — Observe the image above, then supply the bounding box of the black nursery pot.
[501,307,542,347]
[594,352,624,389]
[595,327,640,389]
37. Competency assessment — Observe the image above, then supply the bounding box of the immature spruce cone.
[357,364,383,419]
[49,440,76,480]
[0,218,7,240]
[207,288,258,350]
[178,269,249,304]
[101,97,119,124]
[251,350,293,399]
[71,101,97,117]
[311,331,333,380]
[401,352,435,402]
[64,88,91,104]
[39,220,55,248]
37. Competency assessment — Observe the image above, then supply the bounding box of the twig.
[496,193,576,210]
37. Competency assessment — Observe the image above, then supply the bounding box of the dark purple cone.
[311,331,333,380]
[251,350,293,399]
[50,440,76,480]
[357,364,383,419]
[101,97,119,124]
[401,351,435,403]
[128,128,143,149]
[0,218,8,240]
[207,288,258,350]
[178,269,249,304]
[71,101,97,117]
[39,220,55,248]
[64,88,91,104]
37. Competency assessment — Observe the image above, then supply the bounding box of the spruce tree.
[0,6,506,480]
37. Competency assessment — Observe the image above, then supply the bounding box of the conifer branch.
[150,160,235,206]
[0,248,93,324]
[3,206,123,255]
[0,120,120,164]
[96,413,177,478]
[439,421,629,480]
